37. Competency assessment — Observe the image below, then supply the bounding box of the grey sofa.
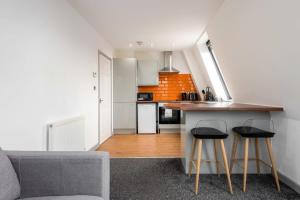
[0,149,109,200]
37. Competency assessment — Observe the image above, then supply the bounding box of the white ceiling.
[68,0,224,51]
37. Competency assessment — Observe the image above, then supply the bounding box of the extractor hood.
[159,51,179,73]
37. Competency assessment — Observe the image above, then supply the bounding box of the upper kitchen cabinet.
[113,58,137,102]
[137,60,159,86]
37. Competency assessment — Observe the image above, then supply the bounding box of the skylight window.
[197,34,232,101]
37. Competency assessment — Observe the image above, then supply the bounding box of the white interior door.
[99,53,112,144]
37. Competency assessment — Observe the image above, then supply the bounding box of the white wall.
[0,0,114,150]
[203,0,300,187]
[172,51,191,74]
[183,46,211,95]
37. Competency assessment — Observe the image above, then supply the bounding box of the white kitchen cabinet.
[137,103,157,134]
[113,102,136,131]
[113,58,137,133]
[137,60,159,86]
[113,58,137,102]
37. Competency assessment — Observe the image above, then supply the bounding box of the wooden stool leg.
[255,138,261,174]
[220,139,233,194]
[230,134,239,174]
[265,138,281,192]
[188,138,196,176]
[243,138,249,192]
[195,139,202,194]
[214,140,220,176]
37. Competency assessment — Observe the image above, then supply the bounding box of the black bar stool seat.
[191,127,228,139]
[230,123,280,192]
[189,124,233,195]
[232,126,275,138]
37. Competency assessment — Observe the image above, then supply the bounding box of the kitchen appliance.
[137,92,153,101]
[158,103,180,126]
[189,92,199,101]
[159,51,180,73]
[202,87,216,101]
[137,102,158,134]
[158,103,180,133]
[181,92,188,101]
[181,92,199,101]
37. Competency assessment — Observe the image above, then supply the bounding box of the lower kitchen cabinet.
[113,102,136,133]
[137,103,157,134]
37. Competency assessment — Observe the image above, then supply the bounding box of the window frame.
[205,40,232,101]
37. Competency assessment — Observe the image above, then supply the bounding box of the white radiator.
[47,116,86,151]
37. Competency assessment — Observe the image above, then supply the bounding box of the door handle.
[99,98,104,103]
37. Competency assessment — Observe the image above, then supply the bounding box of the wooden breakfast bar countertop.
[165,102,284,112]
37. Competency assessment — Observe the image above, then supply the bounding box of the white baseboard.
[159,128,180,134]
[113,129,136,134]
[278,172,300,194]
[89,142,101,151]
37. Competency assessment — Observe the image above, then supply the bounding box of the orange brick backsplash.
[138,74,198,101]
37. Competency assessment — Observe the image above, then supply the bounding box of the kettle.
[202,87,215,101]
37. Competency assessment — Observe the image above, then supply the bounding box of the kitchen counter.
[165,102,284,111]
[136,100,202,103]
[175,102,284,175]
[136,101,159,103]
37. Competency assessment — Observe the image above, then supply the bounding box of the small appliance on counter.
[189,92,199,101]
[137,92,153,101]
[181,92,188,101]
[181,92,199,101]
[202,87,216,101]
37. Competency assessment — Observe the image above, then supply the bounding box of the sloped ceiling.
[206,0,299,118]
[68,0,224,50]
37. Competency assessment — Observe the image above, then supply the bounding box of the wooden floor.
[97,133,183,158]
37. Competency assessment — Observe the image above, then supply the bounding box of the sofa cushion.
[0,147,21,200]
[19,196,103,200]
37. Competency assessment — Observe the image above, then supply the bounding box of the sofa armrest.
[6,151,109,200]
